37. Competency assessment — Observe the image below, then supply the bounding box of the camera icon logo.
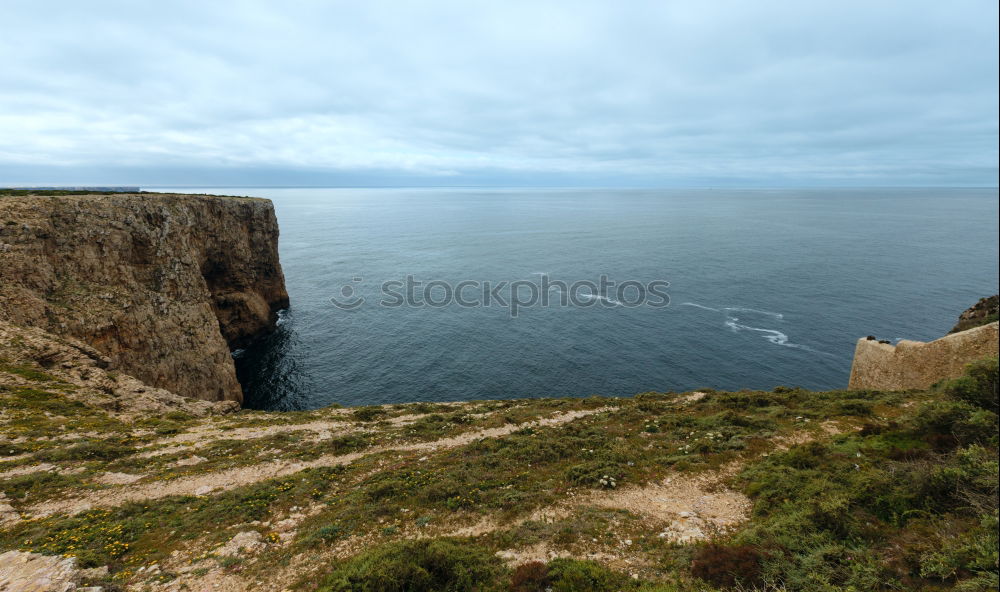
[330,276,365,310]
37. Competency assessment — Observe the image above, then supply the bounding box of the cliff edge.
[0,192,288,403]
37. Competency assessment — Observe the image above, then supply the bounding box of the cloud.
[0,0,996,185]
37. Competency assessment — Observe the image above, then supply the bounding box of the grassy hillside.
[0,351,996,591]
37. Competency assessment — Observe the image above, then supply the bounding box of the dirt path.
[132,418,359,459]
[25,408,609,518]
[132,410,493,459]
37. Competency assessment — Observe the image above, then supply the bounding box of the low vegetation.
[722,359,998,591]
[0,355,996,591]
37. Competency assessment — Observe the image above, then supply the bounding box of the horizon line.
[5,184,999,191]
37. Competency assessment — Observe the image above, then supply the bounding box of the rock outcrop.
[949,295,999,334]
[0,550,81,592]
[848,321,998,391]
[0,320,237,417]
[0,192,288,403]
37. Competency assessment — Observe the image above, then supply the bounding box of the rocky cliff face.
[0,192,288,403]
[949,295,999,334]
[0,319,237,417]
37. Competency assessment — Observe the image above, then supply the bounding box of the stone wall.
[848,322,998,390]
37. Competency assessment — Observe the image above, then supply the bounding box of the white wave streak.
[577,293,622,306]
[685,302,830,355]
[679,302,720,312]
[721,306,783,319]
[725,319,791,346]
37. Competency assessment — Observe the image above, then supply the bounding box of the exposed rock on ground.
[0,550,80,592]
[214,531,266,558]
[0,495,18,528]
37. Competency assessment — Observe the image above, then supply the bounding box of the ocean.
[154,187,999,410]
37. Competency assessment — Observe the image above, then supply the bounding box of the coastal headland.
[0,192,996,592]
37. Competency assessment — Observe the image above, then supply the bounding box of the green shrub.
[919,512,999,583]
[34,440,134,462]
[565,461,624,488]
[715,392,781,409]
[834,398,874,416]
[315,434,370,455]
[780,441,829,470]
[0,362,56,382]
[911,400,998,448]
[736,408,999,591]
[1,471,79,500]
[320,525,345,539]
[544,558,634,592]
[943,358,999,413]
[162,410,194,422]
[6,387,86,415]
[352,406,388,422]
[303,524,353,546]
[367,478,406,501]
[315,538,504,592]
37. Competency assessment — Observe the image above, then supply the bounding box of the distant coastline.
[0,186,140,192]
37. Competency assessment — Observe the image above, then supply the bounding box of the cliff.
[0,319,237,417]
[0,192,288,403]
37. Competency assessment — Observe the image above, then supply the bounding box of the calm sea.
[154,187,999,410]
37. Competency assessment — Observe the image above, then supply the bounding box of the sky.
[1,1,997,187]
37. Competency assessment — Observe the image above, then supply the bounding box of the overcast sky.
[1,1,997,187]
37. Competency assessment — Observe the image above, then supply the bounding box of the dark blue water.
[157,187,999,410]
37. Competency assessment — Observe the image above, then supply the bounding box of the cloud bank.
[1,0,997,186]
